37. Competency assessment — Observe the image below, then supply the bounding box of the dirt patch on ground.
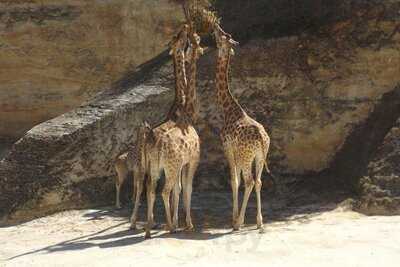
[1,192,399,267]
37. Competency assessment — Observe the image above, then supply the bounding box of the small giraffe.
[213,24,272,232]
[143,24,201,238]
[114,121,150,213]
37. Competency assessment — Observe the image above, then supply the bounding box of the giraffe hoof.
[184,224,194,231]
[129,223,136,230]
[233,223,240,231]
[145,231,152,239]
[115,204,122,209]
[163,224,176,233]
[258,226,266,234]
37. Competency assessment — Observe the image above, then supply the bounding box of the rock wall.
[0,0,183,140]
[0,0,400,223]
[0,51,175,224]
[357,118,400,215]
[196,1,400,177]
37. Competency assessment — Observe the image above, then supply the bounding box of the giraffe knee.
[255,180,262,190]
[147,185,156,197]
[162,186,172,198]
[176,180,182,191]
[245,179,255,188]
[231,178,239,187]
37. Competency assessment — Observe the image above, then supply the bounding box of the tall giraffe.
[184,31,203,123]
[143,24,201,238]
[176,30,203,230]
[213,24,272,232]
[166,25,190,128]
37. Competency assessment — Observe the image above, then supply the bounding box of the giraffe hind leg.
[224,146,240,230]
[145,178,157,239]
[234,162,255,230]
[172,170,182,229]
[130,170,144,230]
[114,162,128,209]
[163,166,181,233]
[255,156,265,233]
[182,159,198,231]
[145,165,159,239]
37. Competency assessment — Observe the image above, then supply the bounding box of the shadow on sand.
[6,187,350,261]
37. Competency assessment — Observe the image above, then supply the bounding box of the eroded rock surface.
[0,0,183,139]
[357,120,400,215]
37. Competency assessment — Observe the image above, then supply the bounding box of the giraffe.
[213,24,272,232]
[184,31,203,123]
[143,24,201,238]
[114,121,150,214]
[166,25,190,129]
[176,30,203,230]
[113,23,191,213]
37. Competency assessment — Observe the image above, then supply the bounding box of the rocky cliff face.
[0,0,399,224]
[357,119,400,215]
[0,0,183,140]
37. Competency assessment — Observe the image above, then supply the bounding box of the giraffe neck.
[185,48,200,122]
[167,50,187,120]
[135,130,147,168]
[215,52,245,124]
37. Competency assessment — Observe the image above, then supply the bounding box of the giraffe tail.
[264,160,278,194]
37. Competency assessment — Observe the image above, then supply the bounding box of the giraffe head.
[185,31,203,62]
[213,24,238,57]
[169,24,190,56]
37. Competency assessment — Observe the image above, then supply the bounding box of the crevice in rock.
[321,84,400,193]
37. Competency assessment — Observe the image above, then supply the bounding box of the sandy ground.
[1,197,399,267]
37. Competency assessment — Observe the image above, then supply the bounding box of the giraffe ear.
[198,47,204,55]
[229,48,235,56]
[169,49,174,55]
[142,120,151,129]
[229,39,239,46]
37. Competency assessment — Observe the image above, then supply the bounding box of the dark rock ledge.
[0,52,175,225]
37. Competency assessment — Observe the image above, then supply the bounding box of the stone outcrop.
[0,51,176,224]
[356,119,400,215]
[0,0,400,224]
[0,0,183,140]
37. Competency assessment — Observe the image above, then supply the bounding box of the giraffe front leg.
[172,174,182,230]
[130,171,144,230]
[145,178,157,239]
[115,182,122,209]
[114,163,127,209]
[229,162,240,230]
